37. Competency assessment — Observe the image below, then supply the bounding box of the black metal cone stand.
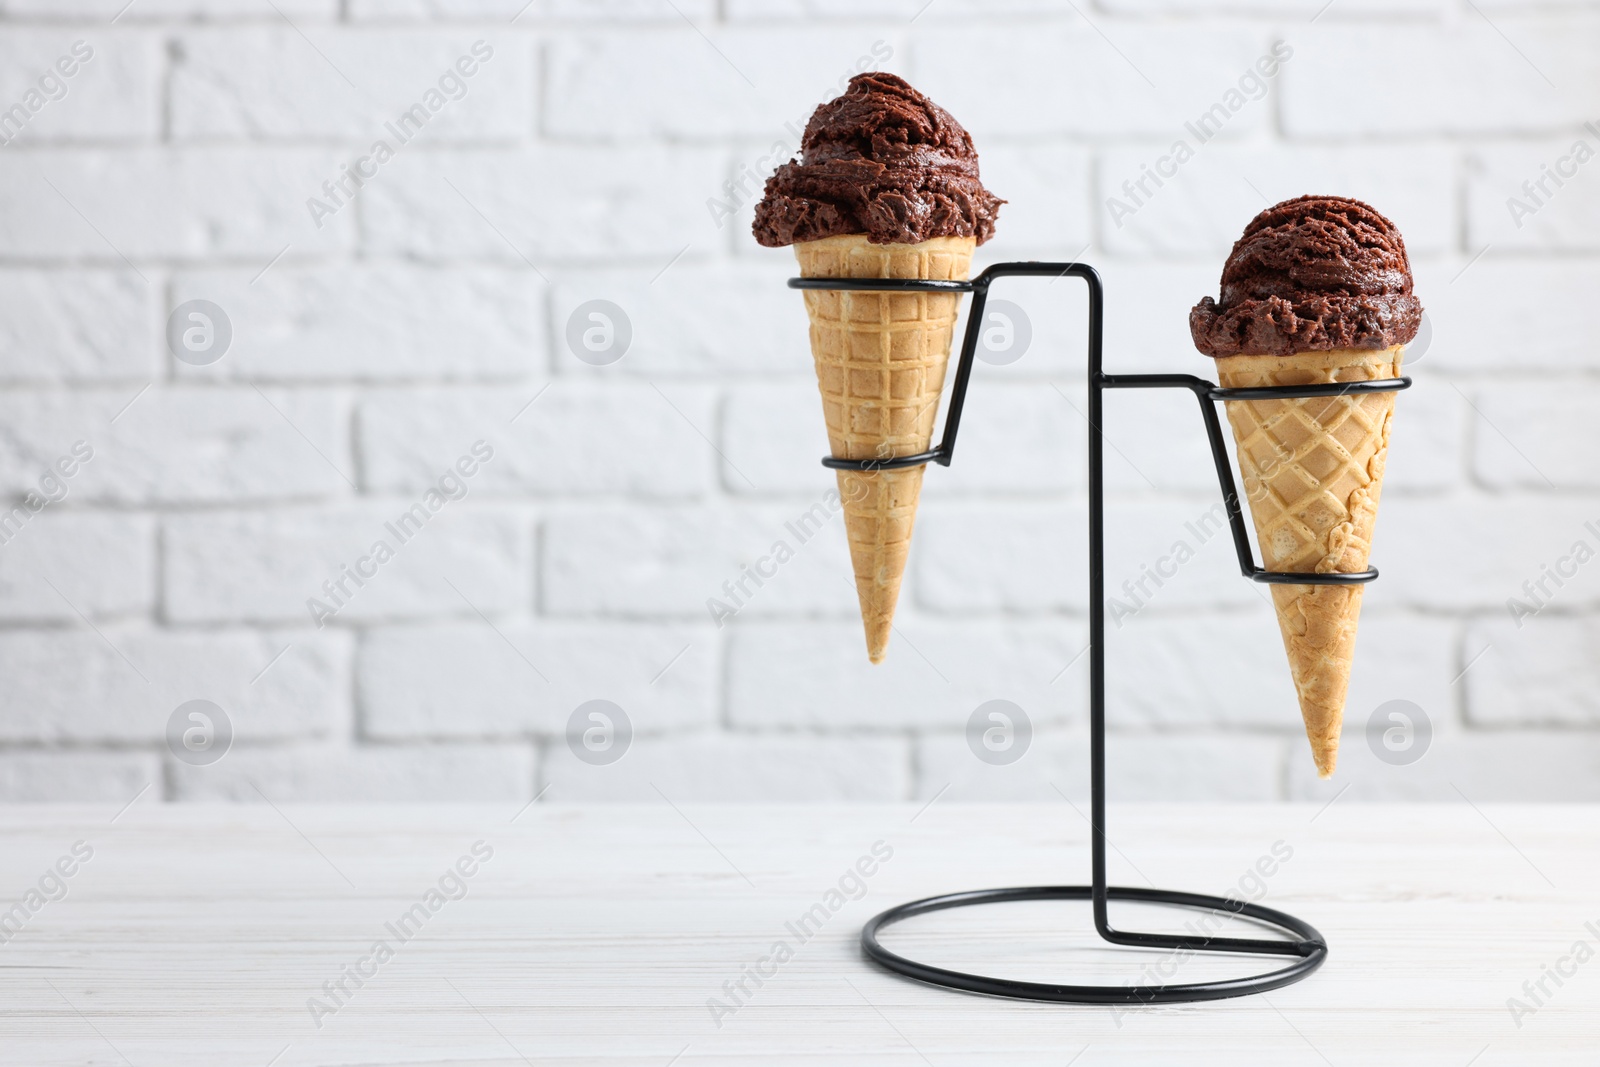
[789,261,1411,1004]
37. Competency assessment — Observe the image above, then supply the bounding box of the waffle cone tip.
[858,588,896,665]
[1312,737,1339,779]
[842,468,914,665]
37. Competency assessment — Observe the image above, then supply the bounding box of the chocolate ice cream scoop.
[1190,195,1422,358]
[751,72,1003,248]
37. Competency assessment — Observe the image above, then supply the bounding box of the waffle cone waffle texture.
[793,234,975,664]
[1216,345,1403,778]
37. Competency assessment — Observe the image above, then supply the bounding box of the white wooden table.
[0,803,1594,1065]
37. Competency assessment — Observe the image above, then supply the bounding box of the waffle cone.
[793,234,975,664]
[1216,346,1403,778]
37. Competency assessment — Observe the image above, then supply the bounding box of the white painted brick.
[0,751,161,803]
[726,620,1088,731]
[362,147,726,264]
[1107,608,1294,730]
[0,388,349,504]
[0,31,158,143]
[543,505,856,618]
[719,382,1081,497]
[1098,258,1223,374]
[1467,139,1600,252]
[718,381,831,496]
[1343,613,1462,734]
[0,627,350,743]
[1288,732,1600,801]
[0,9,1590,806]
[917,497,1257,614]
[350,0,714,20]
[1476,521,1600,618]
[0,512,152,621]
[170,744,532,802]
[936,383,1083,496]
[6,0,335,17]
[1375,497,1600,611]
[164,504,532,624]
[1108,610,1456,735]
[915,732,1286,803]
[947,274,1087,381]
[546,28,905,139]
[172,266,541,383]
[544,732,908,801]
[550,259,807,377]
[1106,496,1266,609]
[1092,380,1234,494]
[0,270,153,382]
[171,29,532,141]
[1470,380,1600,489]
[0,149,353,260]
[359,621,716,738]
[1100,144,1455,257]
[357,383,714,499]
[977,143,1092,257]
[1420,257,1600,372]
[910,25,1270,138]
[1283,23,1600,137]
[916,505,1086,613]
[1465,615,1600,726]
[1383,373,1465,494]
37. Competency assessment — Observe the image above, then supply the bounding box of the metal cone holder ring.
[788,261,1412,1004]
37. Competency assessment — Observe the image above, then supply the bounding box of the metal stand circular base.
[862,885,1327,1005]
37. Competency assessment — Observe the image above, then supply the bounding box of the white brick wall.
[173,266,544,382]
[0,1,1593,804]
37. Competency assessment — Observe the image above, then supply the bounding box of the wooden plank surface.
[0,802,1593,1065]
